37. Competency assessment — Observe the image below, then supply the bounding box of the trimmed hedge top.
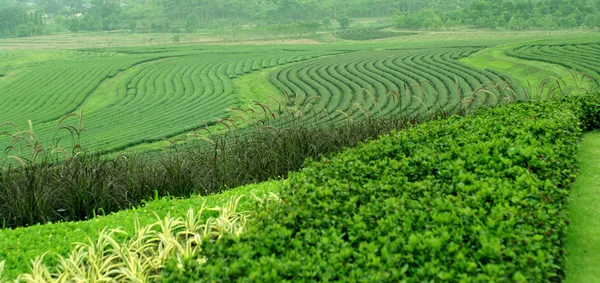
[162,96,598,281]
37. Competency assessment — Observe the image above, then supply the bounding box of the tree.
[583,13,600,29]
[508,16,522,30]
[66,16,82,32]
[82,0,121,31]
[336,14,351,30]
[185,13,199,32]
[420,8,442,29]
[557,12,577,28]
[392,10,407,27]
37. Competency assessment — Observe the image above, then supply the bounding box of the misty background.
[1,0,600,37]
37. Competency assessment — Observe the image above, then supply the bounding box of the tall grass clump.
[0,80,524,229]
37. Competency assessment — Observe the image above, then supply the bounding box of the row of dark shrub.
[161,94,600,281]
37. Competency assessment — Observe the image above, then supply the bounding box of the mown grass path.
[565,131,600,282]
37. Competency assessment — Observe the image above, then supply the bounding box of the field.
[334,26,416,41]
[0,42,526,157]
[1,29,600,281]
[5,29,587,156]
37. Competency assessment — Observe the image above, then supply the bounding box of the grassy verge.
[565,131,600,283]
[232,67,285,109]
[0,180,283,279]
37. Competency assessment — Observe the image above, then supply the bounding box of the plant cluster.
[0,56,147,128]
[1,194,279,282]
[161,94,600,281]
[0,7,45,37]
[335,27,415,41]
[0,181,282,278]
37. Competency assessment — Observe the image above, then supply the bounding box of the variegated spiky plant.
[15,194,278,282]
[0,260,8,283]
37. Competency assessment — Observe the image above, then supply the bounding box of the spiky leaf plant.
[15,195,259,282]
[0,260,8,283]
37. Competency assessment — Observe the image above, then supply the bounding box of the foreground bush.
[0,181,282,278]
[162,95,600,281]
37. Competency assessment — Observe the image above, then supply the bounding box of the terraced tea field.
[0,43,529,157]
[335,27,416,41]
[507,42,600,85]
[271,47,520,125]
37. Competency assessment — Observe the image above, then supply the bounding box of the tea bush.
[162,95,600,281]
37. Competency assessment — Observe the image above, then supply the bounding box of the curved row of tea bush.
[0,45,519,157]
[0,56,153,125]
[336,27,416,41]
[507,43,600,85]
[12,49,344,155]
[270,47,522,125]
[161,94,600,281]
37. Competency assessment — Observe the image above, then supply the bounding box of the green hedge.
[161,95,600,281]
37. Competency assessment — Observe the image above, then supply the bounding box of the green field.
[0,32,568,157]
[1,30,600,281]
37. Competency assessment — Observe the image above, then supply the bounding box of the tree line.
[1,0,600,36]
[394,0,600,30]
[2,0,464,34]
[0,7,45,37]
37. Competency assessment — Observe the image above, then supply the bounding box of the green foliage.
[0,45,521,158]
[270,47,524,126]
[335,26,415,41]
[393,8,443,29]
[0,43,524,230]
[161,95,600,281]
[185,13,199,32]
[0,7,45,37]
[0,46,341,155]
[392,0,600,30]
[0,96,418,229]
[0,181,282,278]
[507,43,600,89]
[569,93,600,131]
[17,196,251,281]
[336,14,352,30]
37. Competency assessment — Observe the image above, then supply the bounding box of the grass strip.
[0,180,282,279]
[565,131,600,283]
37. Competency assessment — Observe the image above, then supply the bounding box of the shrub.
[161,95,599,281]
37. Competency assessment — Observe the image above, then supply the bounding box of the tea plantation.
[0,34,600,281]
[0,44,523,155]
